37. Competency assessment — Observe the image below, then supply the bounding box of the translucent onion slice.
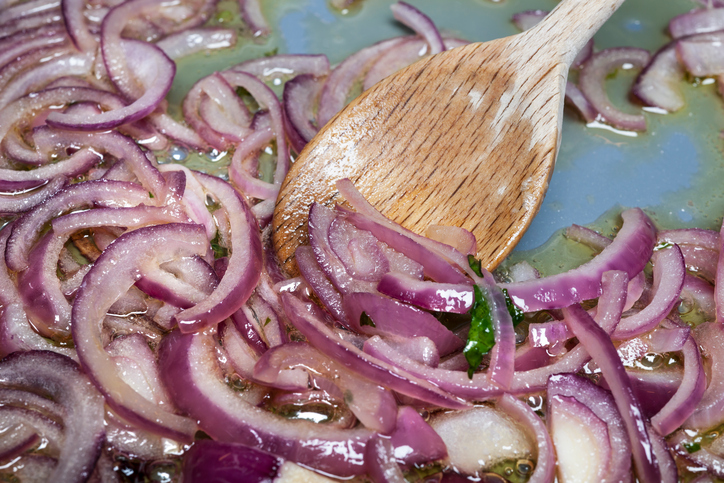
[503,208,655,312]
[282,293,470,409]
[391,1,445,55]
[561,304,663,483]
[72,223,204,441]
[612,244,685,339]
[174,173,263,333]
[578,47,651,131]
[0,351,105,483]
[548,394,612,483]
[632,43,686,112]
[159,329,373,477]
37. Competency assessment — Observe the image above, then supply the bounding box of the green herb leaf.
[360,311,376,327]
[210,232,228,259]
[683,441,701,454]
[464,285,495,379]
[264,317,271,327]
[467,254,483,277]
[502,288,524,326]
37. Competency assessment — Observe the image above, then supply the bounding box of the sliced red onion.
[159,329,374,477]
[61,0,96,52]
[200,73,253,141]
[343,210,469,285]
[335,178,480,277]
[670,431,724,479]
[107,333,172,406]
[6,179,153,272]
[562,304,661,482]
[391,1,445,55]
[254,342,398,434]
[228,127,278,200]
[565,223,612,250]
[231,54,331,83]
[328,214,392,283]
[308,203,377,295]
[220,70,289,185]
[548,394,612,482]
[283,73,324,154]
[547,374,632,482]
[0,146,100,191]
[0,176,65,215]
[17,230,76,338]
[511,270,628,393]
[669,7,724,38]
[498,394,555,483]
[0,28,67,71]
[565,81,599,122]
[651,333,705,435]
[221,319,262,378]
[677,32,724,77]
[504,208,656,312]
[377,272,473,314]
[365,435,406,483]
[578,48,652,131]
[472,270,516,389]
[282,293,470,409]
[386,336,439,368]
[0,51,94,110]
[0,351,105,483]
[174,173,262,333]
[363,335,502,401]
[342,291,463,356]
[528,320,572,350]
[387,405,447,467]
[429,405,532,475]
[681,273,716,320]
[0,0,59,24]
[182,74,250,151]
[716,216,724,322]
[612,244,685,339]
[363,38,430,91]
[72,223,205,441]
[156,27,237,59]
[136,255,218,309]
[632,43,686,112]
[684,322,724,429]
[182,440,283,481]
[295,245,348,324]
[659,227,719,250]
[32,129,168,200]
[239,0,270,37]
[48,41,174,129]
[318,37,407,126]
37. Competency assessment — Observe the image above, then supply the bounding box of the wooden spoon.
[272,0,625,274]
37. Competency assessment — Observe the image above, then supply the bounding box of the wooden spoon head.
[273,36,567,274]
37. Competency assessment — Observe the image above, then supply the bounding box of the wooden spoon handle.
[524,0,627,66]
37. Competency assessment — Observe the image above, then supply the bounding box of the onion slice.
[72,223,204,441]
[578,48,651,131]
[504,208,656,312]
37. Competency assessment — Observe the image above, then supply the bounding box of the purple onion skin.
[388,406,447,468]
[182,440,282,483]
[158,329,372,477]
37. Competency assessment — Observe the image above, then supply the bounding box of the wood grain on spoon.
[273,0,626,274]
